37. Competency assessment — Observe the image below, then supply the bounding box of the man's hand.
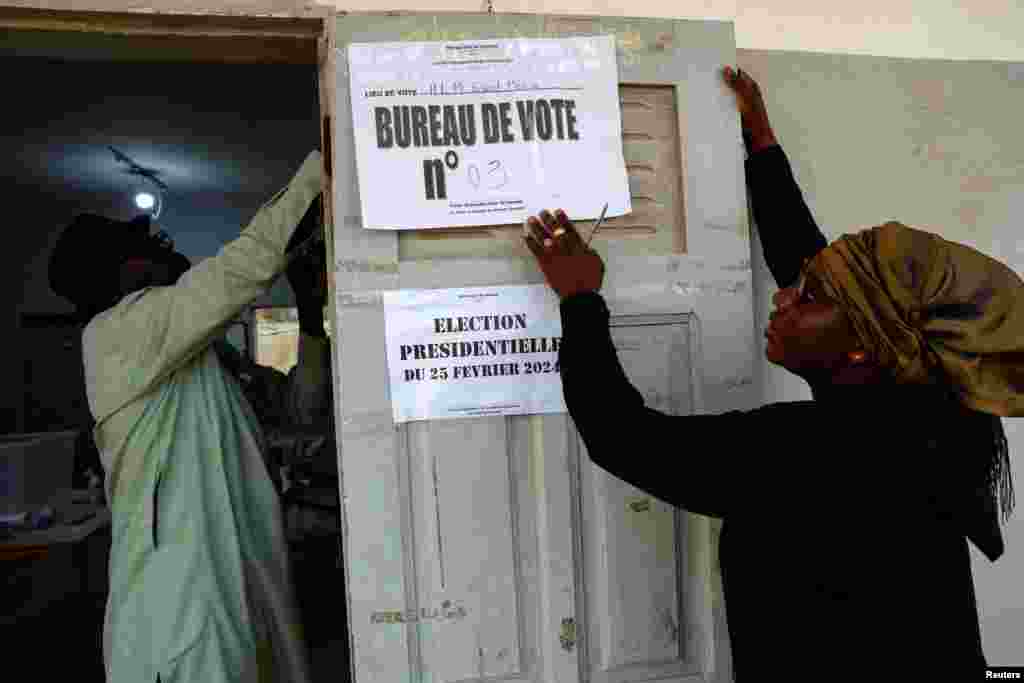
[523,209,605,301]
[286,195,327,314]
[722,66,777,153]
[286,242,327,311]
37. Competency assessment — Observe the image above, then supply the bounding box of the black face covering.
[50,214,123,315]
[50,213,191,320]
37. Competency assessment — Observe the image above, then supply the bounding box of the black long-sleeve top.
[557,145,990,679]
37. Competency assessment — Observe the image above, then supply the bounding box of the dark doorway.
[3,25,348,681]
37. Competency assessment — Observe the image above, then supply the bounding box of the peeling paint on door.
[371,602,468,624]
[559,617,577,652]
[628,496,651,513]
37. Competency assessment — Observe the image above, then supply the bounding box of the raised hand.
[722,66,778,153]
[523,209,605,301]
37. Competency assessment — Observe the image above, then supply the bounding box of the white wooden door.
[325,12,755,683]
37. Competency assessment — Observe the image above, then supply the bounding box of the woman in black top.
[523,66,1017,680]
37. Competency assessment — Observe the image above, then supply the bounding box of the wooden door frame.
[0,6,326,65]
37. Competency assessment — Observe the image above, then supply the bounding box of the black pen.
[586,203,609,247]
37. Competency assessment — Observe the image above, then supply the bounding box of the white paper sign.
[348,35,631,229]
[383,285,567,423]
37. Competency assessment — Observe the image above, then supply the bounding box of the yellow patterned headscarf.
[807,221,1024,418]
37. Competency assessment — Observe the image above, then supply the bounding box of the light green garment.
[83,151,323,683]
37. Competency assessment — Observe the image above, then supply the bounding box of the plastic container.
[0,430,78,516]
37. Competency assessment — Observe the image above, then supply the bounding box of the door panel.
[575,317,701,683]
[398,84,685,262]
[330,13,751,683]
[404,417,527,680]
[396,412,580,682]
[389,317,703,683]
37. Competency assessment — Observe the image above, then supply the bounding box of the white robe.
[83,151,323,682]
